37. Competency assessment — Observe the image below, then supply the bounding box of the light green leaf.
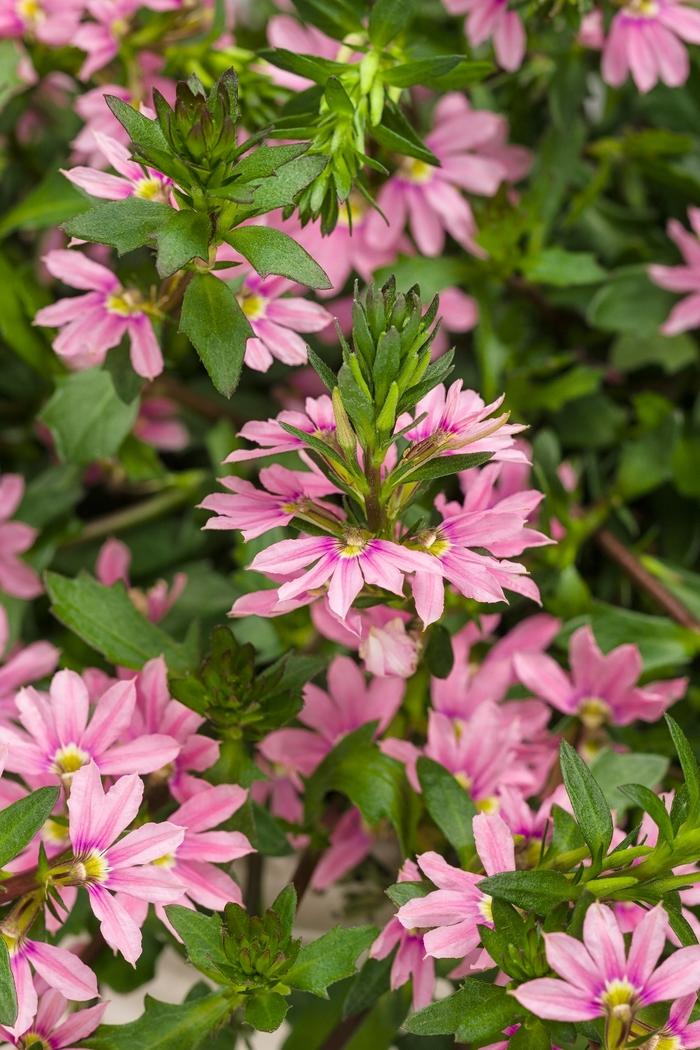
[179,273,252,397]
[589,750,669,814]
[522,248,606,286]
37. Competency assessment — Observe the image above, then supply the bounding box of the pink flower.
[397,812,514,959]
[200,464,341,541]
[445,0,526,71]
[602,0,700,93]
[67,763,185,962]
[359,616,418,678]
[0,985,106,1049]
[63,132,172,202]
[311,808,373,891]
[512,903,700,1025]
[227,271,333,373]
[34,249,163,380]
[96,538,186,623]
[650,208,700,334]
[365,94,531,257]
[0,475,42,600]
[0,608,58,716]
[134,396,188,451]
[643,994,700,1048]
[383,704,540,805]
[225,394,336,464]
[1,669,180,783]
[0,0,84,46]
[163,785,253,908]
[127,657,219,801]
[409,504,548,627]
[74,0,179,80]
[371,859,435,1009]
[244,532,442,622]
[3,939,96,1039]
[431,614,559,720]
[400,382,528,463]
[513,624,687,727]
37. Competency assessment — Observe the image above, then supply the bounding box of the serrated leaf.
[85,993,231,1050]
[63,198,172,255]
[244,992,289,1032]
[232,143,310,183]
[404,979,522,1039]
[236,155,328,220]
[105,96,171,156]
[179,273,252,397]
[45,571,196,674]
[226,226,331,289]
[477,870,574,912]
[286,926,376,998]
[164,906,227,978]
[155,210,210,278]
[0,787,58,869]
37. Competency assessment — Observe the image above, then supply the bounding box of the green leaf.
[586,265,673,335]
[373,101,439,167]
[226,226,331,289]
[0,940,16,1027]
[45,571,196,674]
[0,170,88,239]
[619,784,674,845]
[304,724,406,837]
[324,77,354,117]
[342,955,393,1019]
[477,870,574,912]
[559,741,613,860]
[245,992,289,1032]
[0,39,27,112]
[521,248,606,287]
[237,154,328,218]
[286,926,376,998]
[588,750,669,814]
[39,368,139,465]
[417,757,476,856]
[391,451,492,487]
[164,906,227,979]
[368,0,414,45]
[423,624,454,679]
[233,143,310,183]
[260,48,346,84]
[0,787,58,869]
[666,715,700,818]
[105,96,171,156]
[63,198,172,255]
[611,331,697,374]
[559,603,700,674]
[383,57,462,88]
[404,979,522,1039]
[155,210,211,278]
[307,347,338,391]
[384,881,429,908]
[271,884,297,939]
[292,0,363,39]
[179,273,252,397]
[85,993,231,1050]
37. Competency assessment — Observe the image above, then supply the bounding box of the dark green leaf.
[236,155,327,219]
[0,940,16,1027]
[0,787,58,868]
[521,248,606,287]
[619,784,674,845]
[45,571,196,674]
[477,870,574,912]
[233,143,310,183]
[155,210,211,278]
[424,624,454,679]
[164,906,227,979]
[383,57,461,88]
[105,96,171,156]
[286,926,376,998]
[63,198,172,255]
[292,0,363,39]
[395,451,493,485]
[85,993,231,1050]
[342,955,393,1019]
[245,993,289,1032]
[559,740,613,859]
[368,0,415,45]
[179,273,252,397]
[39,368,139,465]
[227,226,331,289]
[417,757,476,855]
[666,715,700,818]
[404,979,522,1039]
[0,169,88,239]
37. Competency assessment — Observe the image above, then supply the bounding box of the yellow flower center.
[52,744,89,776]
[337,194,367,228]
[17,0,43,24]
[152,853,176,869]
[238,293,266,320]
[134,176,166,201]
[18,1031,51,1050]
[340,528,368,557]
[454,771,472,791]
[106,290,143,316]
[577,696,610,729]
[627,0,659,16]
[42,818,68,845]
[603,979,637,1010]
[478,894,493,924]
[402,158,433,184]
[73,849,109,884]
[475,796,499,814]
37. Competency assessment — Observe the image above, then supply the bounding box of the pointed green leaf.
[226,226,331,289]
[179,272,252,397]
